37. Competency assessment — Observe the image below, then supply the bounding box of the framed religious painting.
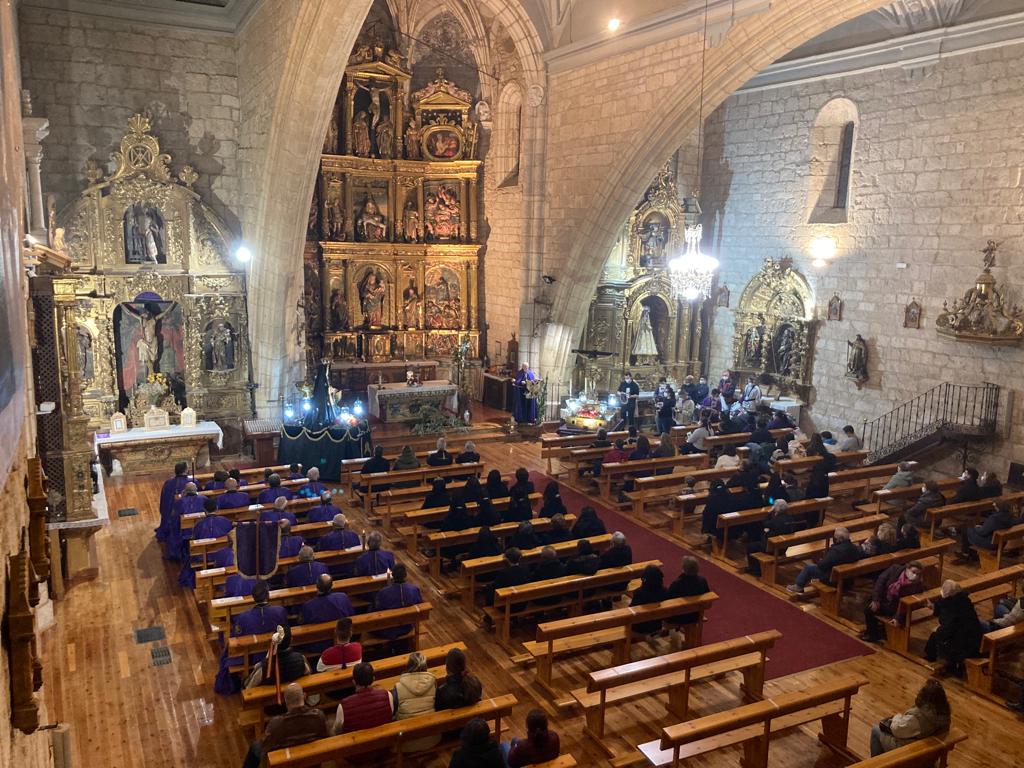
[827,293,843,321]
[904,299,922,329]
[716,285,730,308]
[179,406,197,428]
[423,181,461,243]
[421,125,464,161]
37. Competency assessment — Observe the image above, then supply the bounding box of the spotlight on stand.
[352,400,365,418]
[283,402,295,420]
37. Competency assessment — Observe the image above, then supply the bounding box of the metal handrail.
[861,382,999,461]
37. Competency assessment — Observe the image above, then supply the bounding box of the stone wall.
[18,4,240,230]
[701,41,1024,472]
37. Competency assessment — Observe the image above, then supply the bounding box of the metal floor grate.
[134,626,165,644]
[117,507,139,517]
[151,647,172,666]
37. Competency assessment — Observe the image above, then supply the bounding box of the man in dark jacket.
[486,548,531,605]
[541,513,573,545]
[950,468,981,504]
[531,546,566,581]
[787,527,860,594]
[599,531,633,569]
[360,445,391,476]
[898,481,947,530]
[565,539,601,576]
[242,683,327,768]
[924,580,983,677]
[956,499,1017,562]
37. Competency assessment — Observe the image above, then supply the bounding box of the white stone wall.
[701,42,1024,472]
[18,5,240,228]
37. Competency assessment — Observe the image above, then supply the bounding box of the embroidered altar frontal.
[368,380,457,422]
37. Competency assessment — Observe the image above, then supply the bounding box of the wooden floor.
[40,433,1024,767]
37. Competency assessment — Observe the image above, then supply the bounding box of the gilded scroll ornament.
[935,241,1024,345]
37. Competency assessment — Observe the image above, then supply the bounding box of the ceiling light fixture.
[607,18,621,32]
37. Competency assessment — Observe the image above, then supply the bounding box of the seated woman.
[870,679,951,756]
[667,556,711,648]
[924,580,983,678]
[460,475,485,505]
[449,717,503,768]
[503,709,560,767]
[978,470,1002,499]
[744,500,796,576]
[956,499,1018,563]
[441,501,473,532]
[392,444,420,472]
[860,522,898,557]
[898,481,947,531]
[510,467,534,496]
[566,539,601,576]
[502,489,533,523]
[538,481,566,518]
[629,564,669,635]
[651,432,676,474]
[700,480,735,550]
[860,561,925,643]
[421,477,452,513]
[511,521,540,551]
[455,440,480,464]
[571,506,607,538]
[715,445,741,470]
[484,469,509,499]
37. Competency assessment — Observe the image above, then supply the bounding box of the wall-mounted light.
[607,18,621,32]
[809,235,837,263]
[234,244,253,264]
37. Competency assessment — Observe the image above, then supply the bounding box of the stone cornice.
[740,9,1024,91]
[19,0,261,35]
[544,0,772,75]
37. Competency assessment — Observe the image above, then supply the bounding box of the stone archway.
[533,0,894,384]
[238,0,545,415]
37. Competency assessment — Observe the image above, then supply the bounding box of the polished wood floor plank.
[38,431,1024,767]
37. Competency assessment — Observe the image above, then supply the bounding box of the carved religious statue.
[424,184,460,241]
[376,117,395,159]
[124,202,164,263]
[631,306,659,359]
[323,113,339,154]
[353,111,372,157]
[402,200,421,243]
[76,325,94,381]
[329,287,348,330]
[204,320,234,371]
[307,195,319,240]
[357,194,387,242]
[774,325,796,377]
[506,333,519,369]
[639,218,668,267]
[359,270,387,327]
[402,278,421,329]
[742,314,766,364]
[324,177,344,239]
[846,334,869,384]
[404,119,421,160]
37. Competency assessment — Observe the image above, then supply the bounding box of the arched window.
[807,98,858,224]
[494,83,523,188]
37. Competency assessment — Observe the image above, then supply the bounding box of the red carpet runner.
[531,471,873,679]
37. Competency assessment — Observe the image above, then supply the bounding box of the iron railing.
[862,382,1000,462]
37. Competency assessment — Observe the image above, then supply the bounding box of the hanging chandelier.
[669,223,719,301]
[668,0,719,303]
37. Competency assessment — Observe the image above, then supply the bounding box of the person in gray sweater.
[883,462,916,490]
[870,679,951,755]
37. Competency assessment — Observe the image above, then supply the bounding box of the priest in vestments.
[513,363,537,424]
[156,462,192,543]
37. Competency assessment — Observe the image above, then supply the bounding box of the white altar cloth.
[93,421,225,452]
[367,380,458,420]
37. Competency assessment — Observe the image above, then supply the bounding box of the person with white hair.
[600,531,633,569]
[787,527,860,594]
[307,490,340,523]
[301,466,328,498]
[242,682,327,768]
[355,531,396,576]
[426,436,453,467]
[286,545,329,587]
[923,579,983,678]
[260,494,298,526]
[456,440,480,464]
[317,513,360,553]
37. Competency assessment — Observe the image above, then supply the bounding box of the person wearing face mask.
[950,467,981,504]
[694,376,710,404]
[860,561,925,643]
[898,481,947,531]
[617,371,640,428]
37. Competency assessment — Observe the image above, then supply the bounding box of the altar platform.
[367,379,458,422]
[93,421,224,475]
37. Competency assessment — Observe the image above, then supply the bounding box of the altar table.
[93,421,224,475]
[367,380,458,423]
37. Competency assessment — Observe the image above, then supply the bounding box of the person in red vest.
[332,662,395,734]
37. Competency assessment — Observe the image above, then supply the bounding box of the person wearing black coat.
[763,471,790,506]
[745,500,797,576]
[459,476,485,505]
[630,565,670,634]
[531,547,566,582]
[949,468,981,504]
[448,718,504,768]
[509,468,534,496]
[473,497,502,528]
[541,514,573,545]
[466,527,501,560]
[924,580,983,677]
[486,548,532,605]
[978,471,1002,499]
[956,499,1017,562]
[571,506,607,539]
[599,532,633,569]
[484,470,509,499]
[787,528,860,593]
[421,477,452,511]
[441,502,473,532]
[667,556,711,632]
[502,489,533,523]
[359,445,391,477]
[511,521,540,551]
[565,539,601,576]
[701,480,735,549]
[426,437,454,467]
[538,481,567,518]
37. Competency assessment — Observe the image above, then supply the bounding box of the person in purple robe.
[286,547,330,587]
[298,467,328,499]
[224,572,257,598]
[286,463,304,480]
[165,482,205,560]
[218,477,250,510]
[372,564,422,640]
[355,531,396,577]
[513,363,538,424]
[192,497,233,540]
[257,474,294,505]
[228,468,247,487]
[216,580,289,694]
[156,462,192,542]
[307,491,339,523]
[300,575,354,653]
[317,514,360,552]
[204,470,229,491]
[209,544,235,568]
[260,496,298,526]
[278,521,305,558]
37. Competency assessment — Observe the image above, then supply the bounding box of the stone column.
[20,92,49,239]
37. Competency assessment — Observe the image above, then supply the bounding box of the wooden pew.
[194,462,295,484]
[559,446,619,488]
[523,595,718,696]
[241,641,465,733]
[265,694,517,768]
[924,491,1024,543]
[597,454,709,501]
[573,630,780,747]
[459,534,610,608]
[425,514,578,584]
[714,497,833,561]
[401,492,541,553]
[636,673,868,768]
[490,561,659,642]
[826,462,918,505]
[844,730,967,767]
[869,477,961,514]
[774,450,867,474]
[700,428,793,453]
[540,430,630,474]
[533,758,577,768]
[189,517,334,567]
[209,573,389,633]
[180,497,322,534]
[626,466,740,519]
[339,439,485,495]
[966,622,1024,696]
[195,477,309,500]
[358,462,484,516]
[751,514,889,587]
[886,565,1024,656]
[815,540,955,616]
[671,485,754,537]
[228,603,432,676]
[980,521,1024,572]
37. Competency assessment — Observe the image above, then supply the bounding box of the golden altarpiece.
[731,258,816,395]
[49,115,253,448]
[575,167,705,395]
[304,45,483,392]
